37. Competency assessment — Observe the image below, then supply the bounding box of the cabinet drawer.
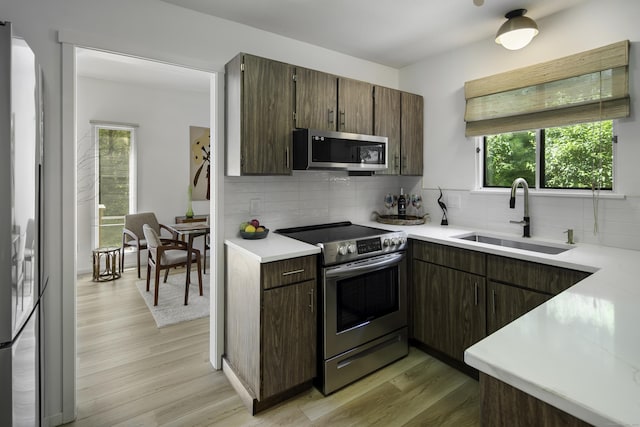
[487,255,590,295]
[262,255,317,289]
[412,240,485,275]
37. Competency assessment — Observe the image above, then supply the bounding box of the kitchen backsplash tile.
[224,176,640,251]
[224,173,422,235]
[422,189,640,251]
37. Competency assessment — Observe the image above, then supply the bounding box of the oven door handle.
[324,252,404,278]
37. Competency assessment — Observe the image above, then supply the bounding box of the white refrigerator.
[0,20,45,427]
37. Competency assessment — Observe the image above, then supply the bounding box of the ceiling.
[159,0,587,68]
[76,0,587,92]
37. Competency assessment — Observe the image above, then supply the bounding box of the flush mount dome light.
[495,9,539,50]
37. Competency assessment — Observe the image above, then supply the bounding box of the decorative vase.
[186,185,194,218]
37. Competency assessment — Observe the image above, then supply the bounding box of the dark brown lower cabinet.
[224,245,317,414]
[262,280,316,398]
[480,373,593,427]
[410,240,590,365]
[486,280,551,335]
[412,259,486,362]
[410,240,593,425]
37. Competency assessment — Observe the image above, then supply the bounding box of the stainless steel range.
[276,221,408,395]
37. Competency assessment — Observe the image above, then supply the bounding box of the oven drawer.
[321,327,408,395]
[262,255,317,289]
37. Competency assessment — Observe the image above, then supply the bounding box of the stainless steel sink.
[453,232,572,255]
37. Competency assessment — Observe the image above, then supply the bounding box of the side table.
[92,247,122,282]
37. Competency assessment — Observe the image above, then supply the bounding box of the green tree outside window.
[98,128,132,247]
[484,121,613,190]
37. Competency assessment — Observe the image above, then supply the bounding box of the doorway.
[62,44,223,422]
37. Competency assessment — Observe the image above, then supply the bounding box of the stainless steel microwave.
[292,129,388,172]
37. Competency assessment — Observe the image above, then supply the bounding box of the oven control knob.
[338,245,348,255]
[347,244,357,253]
[383,238,391,247]
[391,238,399,246]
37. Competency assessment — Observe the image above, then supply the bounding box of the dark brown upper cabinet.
[374,87,424,176]
[225,53,294,176]
[225,52,423,176]
[373,86,401,175]
[400,91,424,176]
[337,77,373,134]
[294,70,373,134]
[294,67,338,131]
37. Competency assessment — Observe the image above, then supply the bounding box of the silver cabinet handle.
[309,288,314,313]
[474,282,478,306]
[492,289,496,315]
[285,146,290,169]
[339,110,345,129]
[328,108,334,126]
[282,269,304,276]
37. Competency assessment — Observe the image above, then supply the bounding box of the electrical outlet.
[250,198,262,215]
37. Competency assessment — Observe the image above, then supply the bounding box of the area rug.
[135,273,209,328]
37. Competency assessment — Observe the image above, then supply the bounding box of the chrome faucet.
[509,177,530,238]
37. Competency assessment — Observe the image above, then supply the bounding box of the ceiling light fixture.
[495,9,539,50]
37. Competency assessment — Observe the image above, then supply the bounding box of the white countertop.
[225,222,640,425]
[225,232,320,263]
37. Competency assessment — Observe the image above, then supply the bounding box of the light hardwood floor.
[66,268,480,426]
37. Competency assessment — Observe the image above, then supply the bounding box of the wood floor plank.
[299,348,429,421]
[65,268,481,427]
[404,377,480,426]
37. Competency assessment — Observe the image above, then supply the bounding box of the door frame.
[60,33,224,423]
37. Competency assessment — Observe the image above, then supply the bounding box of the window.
[483,120,614,190]
[94,124,137,247]
[484,130,536,188]
[466,41,628,193]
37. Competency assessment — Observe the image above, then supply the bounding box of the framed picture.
[189,126,210,200]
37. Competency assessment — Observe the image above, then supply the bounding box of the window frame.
[92,123,138,248]
[476,120,618,193]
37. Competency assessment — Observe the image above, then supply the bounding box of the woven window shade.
[464,40,630,137]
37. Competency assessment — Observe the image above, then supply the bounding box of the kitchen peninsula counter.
[362,221,640,427]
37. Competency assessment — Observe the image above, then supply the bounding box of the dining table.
[165,222,210,288]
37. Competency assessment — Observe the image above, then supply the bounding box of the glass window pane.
[98,128,131,247]
[543,121,613,190]
[484,131,536,187]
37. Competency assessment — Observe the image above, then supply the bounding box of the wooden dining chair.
[143,224,203,306]
[121,212,172,278]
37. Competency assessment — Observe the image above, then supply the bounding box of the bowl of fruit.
[239,219,269,240]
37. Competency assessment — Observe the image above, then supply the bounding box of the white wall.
[76,76,210,273]
[400,0,640,250]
